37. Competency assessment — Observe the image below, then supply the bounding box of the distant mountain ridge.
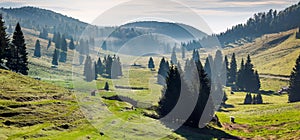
[122,21,207,41]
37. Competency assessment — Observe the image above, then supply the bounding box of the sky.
[0,0,299,34]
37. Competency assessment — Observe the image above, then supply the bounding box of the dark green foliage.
[111,56,122,79]
[105,55,113,77]
[47,39,51,50]
[158,66,181,118]
[244,93,252,104]
[83,56,94,82]
[228,53,237,85]
[0,14,10,65]
[39,28,48,39]
[69,37,75,50]
[204,57,212,80]
[94,61,98,80]
[237,58,245,90]
[157,57,169,85]
[33,39,41,57]
[104,82,109,91]
[224,55,229,85]
[96,57,104,75]
[171,47,177,65]
[252,95,257,104]
[256,93,263,104]
[148,57,155,69]
[59,34,68,63]
[51,49,59,66]
[289,55,300,102]
[192,49,200,62]
[8,23,28,75]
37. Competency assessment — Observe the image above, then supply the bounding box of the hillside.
[224,28,300,77]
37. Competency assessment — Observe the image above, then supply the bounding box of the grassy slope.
[224,28,300,76]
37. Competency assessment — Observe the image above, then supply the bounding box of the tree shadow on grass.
[173,125,241,140]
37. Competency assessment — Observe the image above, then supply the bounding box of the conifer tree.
[105,55,113,78]
[94,61,98,80]
[224,55,229,85]
[69,37,75,50]
[10,23,28,75]
[47,39,51,50]
[52,49,59,66]
[158,66,181,119]
[256,93,263,104]
[171,47,177,65]
[244,93,252,104]
[252,95,257,104]
[289,55,300,102]
[34,39,41,58]
[83,56,93,82]
[157,57,169,85]
[104,82,109,91]
[204,57,212,80]
[148,57,155,69]
[0,14,10,65]
[228,53,237,84]
[96,57,104,75]
[237,58,245,90]
[192,49,200,62]
[59,34,67,62]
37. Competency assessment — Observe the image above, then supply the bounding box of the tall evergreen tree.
[104,81,109,91]
[256,93,263,104]
[237,58,245,90]
[69,37,75,50]
[192,49,200,62]
[84,56,93,82]
[289,55,300,102]
[228,53,237,85]
[10,23,28,75]
[224,55,229,85]
[204,57,212,80]
[47,39,51,50]
[158,66,181,119]
[52,49,59,66]
[94,61,98,80]
[157,57,169,85]
[105,55,113,78]
[59,34,68,62]
[96,57,104,75]
[34,39,41,58]
[244,93,252,104]
[0,14,10,65]
[171,47,177,65]
[148,57,155,69]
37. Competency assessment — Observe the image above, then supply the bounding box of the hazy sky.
[0,0,298,34]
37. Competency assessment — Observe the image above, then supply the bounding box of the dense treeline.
[0,15,28,75]
[182,2,300,48]
[83,54,123,82]
[157,50,214,128]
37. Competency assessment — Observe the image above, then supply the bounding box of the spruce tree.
[94,61,98,80]
[34,39,41,58]
[224,55,229,85]
[105,55,113,78]
[83,56,93,82]
[192,49,200,62]
[252,95,257,104]
[171,47,177,65]
[157,57,169,85]
[289,55,300,102]
[69,37,75,50]
[256,93,263,104]
[237,58,245,90]
[0,14,9,65]
[204,57,212,80]
[59,35,67,62]
[104,82,109,91]
[244,93,252,104]
[47,39,51,50]
[96,57,104,75]
[148,57,155,69]
[10,23,28,75]
[228,53,237,85]
[52,49,59,66]
[158,66,181,119]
